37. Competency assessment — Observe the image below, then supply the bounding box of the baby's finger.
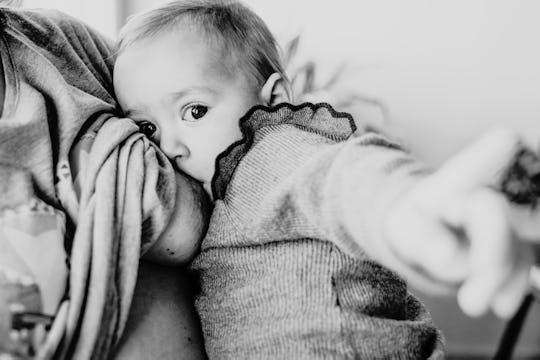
[432,127,521,192]
[457,189,514,317]
[491,244,534,318]
[413,221,469,284]
[385,202,468,283]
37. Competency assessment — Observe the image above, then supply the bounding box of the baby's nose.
[161,135,190,160]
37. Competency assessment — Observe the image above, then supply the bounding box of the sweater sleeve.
[224,123,444,292]
[304,132,441,291]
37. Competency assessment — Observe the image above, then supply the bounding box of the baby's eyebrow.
[166,86,218,103]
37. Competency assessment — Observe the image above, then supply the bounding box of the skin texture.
[113,261,207,360]
[144,171,211,265]
[114,26,263,198]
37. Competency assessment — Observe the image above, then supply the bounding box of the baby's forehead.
[120,22,258,91]
[169,21,255,80]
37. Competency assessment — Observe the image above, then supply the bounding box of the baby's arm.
[382,128,535,318]
[247,124,534,318]
[319,126,534,318]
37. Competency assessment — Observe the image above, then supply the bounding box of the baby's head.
[114,0,291,196]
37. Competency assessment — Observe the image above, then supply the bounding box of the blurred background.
[20,0,540,358]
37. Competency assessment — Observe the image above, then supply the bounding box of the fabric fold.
[0,8,177,359]
[53,117,176,360]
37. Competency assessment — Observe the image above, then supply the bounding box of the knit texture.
[191,103,445,359]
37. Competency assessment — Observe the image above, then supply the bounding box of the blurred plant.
[500,142,540,208]
[0,0,22,7]
[281,35,388,133]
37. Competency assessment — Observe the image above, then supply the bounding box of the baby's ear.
[259,72,292,106]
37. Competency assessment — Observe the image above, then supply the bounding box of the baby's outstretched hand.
[384,128,536,319]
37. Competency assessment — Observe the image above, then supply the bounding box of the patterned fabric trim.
[212,102,357,200]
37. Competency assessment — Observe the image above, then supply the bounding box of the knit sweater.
[191,103,445,359]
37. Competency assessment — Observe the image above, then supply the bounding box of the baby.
[113,0,534,358]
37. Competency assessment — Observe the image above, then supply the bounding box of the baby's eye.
[138,120,157,137]
[182,105,208,122]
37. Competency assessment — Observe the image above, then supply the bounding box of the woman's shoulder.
[2,7,116,104]
[3,7,115,63]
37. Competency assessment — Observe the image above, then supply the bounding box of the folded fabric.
[49,117,176,360]
[0,8,177,359]
[0,116,177,360]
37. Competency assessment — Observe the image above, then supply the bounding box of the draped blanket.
[0,8,177,359]
[53,118,175,359]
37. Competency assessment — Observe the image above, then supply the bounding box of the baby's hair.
[118,0,287,88]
